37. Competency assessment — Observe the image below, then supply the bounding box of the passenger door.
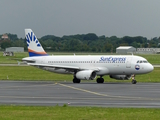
[126,57,132,68]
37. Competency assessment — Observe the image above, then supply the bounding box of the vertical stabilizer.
[25,29,48,57]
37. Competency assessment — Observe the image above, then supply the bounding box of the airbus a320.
[22,29,154,84]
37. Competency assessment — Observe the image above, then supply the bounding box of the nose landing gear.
[132,79,137,84]
[131,74,137,84]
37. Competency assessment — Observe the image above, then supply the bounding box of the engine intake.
[76,70,97,80]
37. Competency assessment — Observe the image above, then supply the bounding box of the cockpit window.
[137,60,148,63]
[143,61,148,63]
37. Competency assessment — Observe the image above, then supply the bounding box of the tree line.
[0,33,160,52]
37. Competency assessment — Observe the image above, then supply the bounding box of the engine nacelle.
[76,70,97,80]
[110,75,131,80]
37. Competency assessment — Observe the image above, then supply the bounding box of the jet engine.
[110,75,131,80]
[76,70,97,80]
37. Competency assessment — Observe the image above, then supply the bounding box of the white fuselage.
[23,55,154,76]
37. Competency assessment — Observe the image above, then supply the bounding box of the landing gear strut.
[131,74,137,84]
[96,76,104,83]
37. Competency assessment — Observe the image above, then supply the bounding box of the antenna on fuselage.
[132,52,134,56]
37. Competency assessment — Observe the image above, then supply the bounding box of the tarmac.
[0,81,160,108]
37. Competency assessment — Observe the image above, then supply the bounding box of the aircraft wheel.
[76,79,81,83]
[96,78,100,83]
[73,78,76,83]
[97,78,104,83]
[73,78,81,83]
[100,78,104,83]
[132,79,137,84]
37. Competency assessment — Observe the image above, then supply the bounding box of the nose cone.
[147,64,154,73]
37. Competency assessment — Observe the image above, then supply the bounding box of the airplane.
[22,29,154,84]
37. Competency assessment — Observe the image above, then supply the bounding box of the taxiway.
[0,81,160,108]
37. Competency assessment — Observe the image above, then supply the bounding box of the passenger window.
[137,61,139,63]
[140,61,142,63]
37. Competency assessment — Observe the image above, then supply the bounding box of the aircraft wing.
[27,63,100,72]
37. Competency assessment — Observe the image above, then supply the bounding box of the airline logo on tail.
[25,29,48,57]
[26,32,41,47]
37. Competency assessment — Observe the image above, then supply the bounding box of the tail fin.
[25,29,48,57]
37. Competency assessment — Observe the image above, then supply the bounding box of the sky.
[0,0,160,39]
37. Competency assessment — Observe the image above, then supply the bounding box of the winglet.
[25,29,48,57]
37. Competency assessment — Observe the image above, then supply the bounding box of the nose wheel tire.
[132,79,137,84]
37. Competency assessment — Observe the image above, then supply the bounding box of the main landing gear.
[96,76,104,83]
[73,77,81,83]
[73,71,81,83]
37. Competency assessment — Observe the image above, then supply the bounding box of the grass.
[0,66,159,83]
[0,52,28,64]
[0,106,160,120]
[0,66,72,81]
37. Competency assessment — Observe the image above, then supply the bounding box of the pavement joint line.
[58,83,160,101]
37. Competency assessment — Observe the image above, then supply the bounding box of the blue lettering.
[99,56,126,62]
[100,57,103,61]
